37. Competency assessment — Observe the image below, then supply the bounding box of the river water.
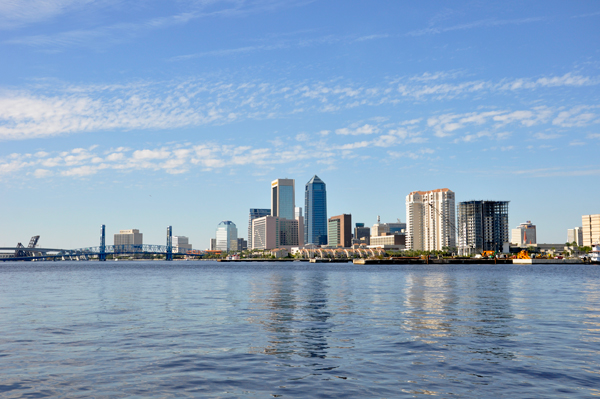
[0,261,599,398]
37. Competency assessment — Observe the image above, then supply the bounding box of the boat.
[591,242,600,264]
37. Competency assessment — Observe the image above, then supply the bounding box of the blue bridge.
[0,226,206,262]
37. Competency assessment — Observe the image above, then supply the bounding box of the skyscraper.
[304,175,327,246]
[406,189,456,251]
[216,221,238,251]
[457,200,509,254]
[248,208,271,249]
[271,179,295,220]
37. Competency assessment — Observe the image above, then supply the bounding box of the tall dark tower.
[304,175,327,246]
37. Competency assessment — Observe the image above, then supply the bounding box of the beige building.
[252,215,304,250]
[368,233,406,250]
[114,229,143,246]
[567,227,583,246]
[582,214,600,246]
[511,221,536,246]
[406,188,456,251]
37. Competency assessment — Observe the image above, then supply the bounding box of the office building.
[216,221,238,252]
[582,214,600,246]
[567,227,583,246]
[210,238,216,250]
[172,236,192,254]
[114,229,143,248]
[304,175,328,246]
[371,216,389,237]
[457,200,509,254]
[406,189,456,251]
[511,221,537,246]
[248,208,271,249]
[369,233,406,250]
[295,207,302,219]
[354,223,371,245]
[271,179,295,220]
[251,216,303,250]
[237,238,247,251]
[328,214,351,247]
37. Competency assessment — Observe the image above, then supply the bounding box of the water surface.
[1,261,599,397]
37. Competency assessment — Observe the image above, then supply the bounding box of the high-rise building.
[582,214,600,246]
[114,229,143,251]
[354,223,371,245]
[271,179,295,220]
[457,201,509,254]
[210,238,216,250]
[251,216,303,250]
[371,216,389,237]
[567,227,583,246]
[172,236,192,254]
[328,214,351,247]
[511,221,537,246]
[304,175,328,246]
[216,221,238,252]
[248,208,271,249]
[406,189,456,251]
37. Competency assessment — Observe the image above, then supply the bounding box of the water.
[1,261,599,398]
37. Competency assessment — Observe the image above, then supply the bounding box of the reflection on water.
[0,262,599,398]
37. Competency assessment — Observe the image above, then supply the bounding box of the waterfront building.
[271,179,295,220]
[354,223,371,245]
[567,227,583,246]
[457,200,509,254]
[511,221,537,247]
[582,214,600,246]
[369,233,406,250]
[251,216,303,250]
[210,238,216,251]
[371,216,389,237]
[172,236,192,254]
[237,238,247,251]
[248,208,271,249]
[114,229,143,250]
[386,221,406,234]
[216,221,238,252]
[406,189,456,251]
[328,214,352,247]
[304,175,328,246]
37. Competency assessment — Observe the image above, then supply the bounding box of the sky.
[1,0,599,249]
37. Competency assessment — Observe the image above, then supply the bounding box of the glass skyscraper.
[304,175,327,246]
[271,179,295,220]
[216,221,238,251]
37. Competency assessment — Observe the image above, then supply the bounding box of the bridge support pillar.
[99,224,106,261]
[166,226,173,261]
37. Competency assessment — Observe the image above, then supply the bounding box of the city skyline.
[1,1,599,248]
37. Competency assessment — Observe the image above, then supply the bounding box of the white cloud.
[335,124,379,135]
[534,132,561,140]
[33,168,52,178]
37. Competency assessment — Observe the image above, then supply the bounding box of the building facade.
[511,221,537,247]
[457,200,509,254]
[248,208,271,249]
[304,175,328,246]
[251,216,303,250]
[582,214,600,246]
[172,236,192,254]
[271,179,295,220]
[567,227,583,246]
[369,233,406,250]
[114,229,143,250]
[216,221,238,252]
[354,223,371,245]
[406,189,456,251]
[328,214,351,247]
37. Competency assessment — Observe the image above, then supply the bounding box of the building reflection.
[403,269,516,360]
[246,270,332,364]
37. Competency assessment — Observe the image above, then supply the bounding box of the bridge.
[0,225,205,262]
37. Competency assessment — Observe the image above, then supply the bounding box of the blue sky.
[1,0,599,249]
